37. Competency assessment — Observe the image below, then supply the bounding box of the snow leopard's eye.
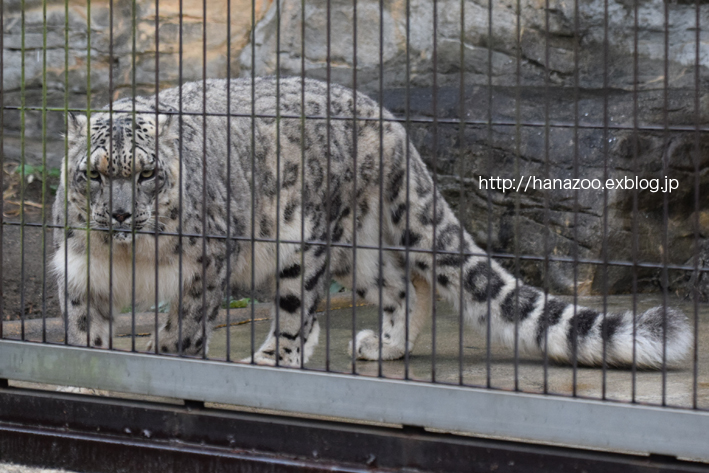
[140,169,155,180]
[86,169,101,181]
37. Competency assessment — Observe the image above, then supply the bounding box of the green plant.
[225,297,251,309]
[15,163,61,181]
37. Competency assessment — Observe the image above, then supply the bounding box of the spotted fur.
[53,77,692,368]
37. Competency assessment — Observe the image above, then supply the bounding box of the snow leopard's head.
[63,109,179,243]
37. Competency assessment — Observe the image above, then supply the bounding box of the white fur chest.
[53,237,183,312]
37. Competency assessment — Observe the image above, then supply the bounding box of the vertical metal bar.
[513,0,522,392]
[485,0,493,389]
[542,0,551,394]
[154,0,161,355]
[274,0,282,368]
[40,0,49,344]
[431,0,439,384]
[377,0,385,377]
[130,0,137,352]
[661,0,670,406]
[404,0,412,381]
[324,0,333,372]
[108,0,115,351]
[571,0,581,396]
[299,0,307,370]
[20,0,27,341]
[201,0,208,359]
[85,0,93,350]
[692,0,701,410]
[225,0,233,363]
[63,0,70,346]
[631,0,640,401]
[249,0,257,363]
[456,0,465,386]
[601,0,610,399]
[350,0,359,375]
[177,0,185,357]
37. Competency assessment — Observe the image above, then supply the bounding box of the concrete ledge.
[0,291,361,342]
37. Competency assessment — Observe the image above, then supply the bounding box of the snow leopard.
[52,77,692,368]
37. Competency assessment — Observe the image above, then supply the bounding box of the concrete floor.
[5,292,708,408]
[52,292,706,409]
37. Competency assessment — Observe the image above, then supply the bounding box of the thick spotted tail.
[457,272,692,368]
[400,207,691,368]
[380,149,692,369]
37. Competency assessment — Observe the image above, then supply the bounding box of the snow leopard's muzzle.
[83,176,159,243]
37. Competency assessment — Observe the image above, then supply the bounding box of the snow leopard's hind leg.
[246,248,327,367]
[344,248,433,361]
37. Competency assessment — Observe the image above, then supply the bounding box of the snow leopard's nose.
[112,210,131,223]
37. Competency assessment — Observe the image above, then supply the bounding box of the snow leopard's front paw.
[241,347,302,367]
[145,334,209,357]
[241,351,277,366]
[348,329,407,361]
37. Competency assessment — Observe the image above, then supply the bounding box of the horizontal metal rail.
[1,339,708,462]
[3,104,706,133]
[4,220,707,273]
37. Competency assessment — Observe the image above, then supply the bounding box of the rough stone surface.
[241,0,709,296]
[240,0,709,93]
[2,0,272,167]
[379,86,709,296]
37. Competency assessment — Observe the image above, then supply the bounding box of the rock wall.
[2,0,272,168]
[3,0,709,297]
[241,0,709,93]
[240,0,709,295]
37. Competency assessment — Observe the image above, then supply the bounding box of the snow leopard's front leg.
[247,251,327,367]
[56,270,111,349]
[148,261,227,357]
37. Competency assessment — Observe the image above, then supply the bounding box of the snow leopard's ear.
[66,112,88,141]
[156,113,176,139]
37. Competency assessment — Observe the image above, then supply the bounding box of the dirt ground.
[2,163,61,321]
